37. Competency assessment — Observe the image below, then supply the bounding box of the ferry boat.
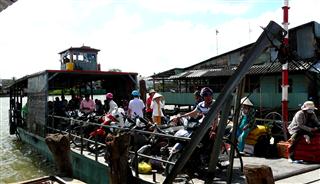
[9,22,317,184]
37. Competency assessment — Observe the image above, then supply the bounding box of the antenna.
[249,22,252,42]
[216,29,219,55]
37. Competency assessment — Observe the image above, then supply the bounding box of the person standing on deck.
[193,90,203,110]
[174,87,219,138]
[105,92,118,114]
[21,102,28,126]
[287,101,320,162]
[128,90,145,118]
[237,97,256,153]
[178,87,215,120]
[94,99,104,115]
[54,97,65,116]
[80,94,95,114]
[67,94,80,111]
[172,87,219,148]
[145,89,156,121]
[61,94,68,112]
[151,93,165,125]
[188,90,203,122]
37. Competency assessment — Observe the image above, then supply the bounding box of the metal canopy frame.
[163,21,285,184]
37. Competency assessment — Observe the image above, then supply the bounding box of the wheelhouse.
[8,69,138,137]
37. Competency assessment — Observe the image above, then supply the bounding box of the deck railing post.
[133,132,139,178]
[206,95,233,184]
[80,122,83,155]
[95,136,98,161]
[51,114,55,133]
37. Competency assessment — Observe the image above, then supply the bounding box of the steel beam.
[206,95,233,184]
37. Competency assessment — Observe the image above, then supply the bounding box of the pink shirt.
[80,99,95,112]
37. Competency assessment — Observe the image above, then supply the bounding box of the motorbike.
[164,116,243,179]
[86,107,128,154]
[66,110,101,147]
[130,118,184,172]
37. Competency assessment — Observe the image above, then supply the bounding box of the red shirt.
[146,96,153,113]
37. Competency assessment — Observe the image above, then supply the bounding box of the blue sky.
[0,0,319,79]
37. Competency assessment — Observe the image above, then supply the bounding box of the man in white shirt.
[128,90,145,118]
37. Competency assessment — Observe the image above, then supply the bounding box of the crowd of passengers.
[48,89,165,123]
[48,93,122,117]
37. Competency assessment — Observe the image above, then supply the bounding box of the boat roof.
[58,46,100,54]
[8,69,138,89]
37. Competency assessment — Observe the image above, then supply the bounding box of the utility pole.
[282,0,289,140]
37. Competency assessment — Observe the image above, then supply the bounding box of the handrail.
[46,114,193,164]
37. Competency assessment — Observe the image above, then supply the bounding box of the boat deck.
[71,145,244,183]
[71,145,320,184]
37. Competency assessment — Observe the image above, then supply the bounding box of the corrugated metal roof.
[186,70,209,78]
[169,61,317,80]
[168,71,193,79]
[150,68,184,78]
[310,61,320,73]
[0,0,17,13]
[248,61,314,75]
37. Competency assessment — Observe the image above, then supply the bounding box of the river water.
[0,97,55,184]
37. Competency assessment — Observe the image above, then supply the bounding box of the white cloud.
[0,0,319,79]
[138,0,251,15]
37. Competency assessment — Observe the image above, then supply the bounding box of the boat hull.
[17,127,110,184]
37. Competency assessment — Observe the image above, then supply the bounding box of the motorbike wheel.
[164,152,181,176]
[68,126,86,147]
[222,138,244,172]
[86,135,106,154]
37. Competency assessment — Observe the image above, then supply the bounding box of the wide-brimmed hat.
[152,93,163,100]
[301,101,317,110]
[241,97,253,106]
[149,89,156,94]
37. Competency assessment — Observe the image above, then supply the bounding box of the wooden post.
[244,164,274,184]
[45,133,73,177]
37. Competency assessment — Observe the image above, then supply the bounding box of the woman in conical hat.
[151,93,165,125]
[237,97,256,152]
